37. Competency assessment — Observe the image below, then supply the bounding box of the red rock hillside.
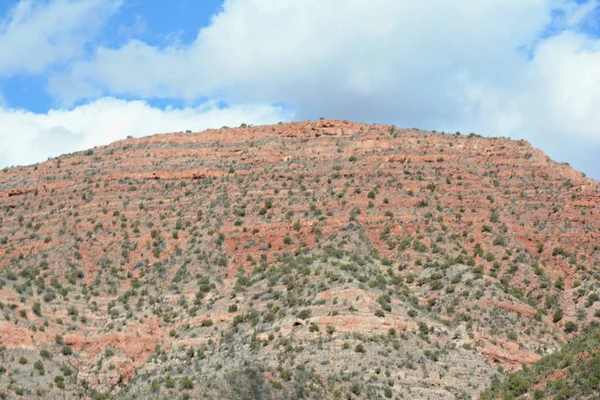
[0,119,599,399]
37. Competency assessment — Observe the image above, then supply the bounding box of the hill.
[0,119,599,399]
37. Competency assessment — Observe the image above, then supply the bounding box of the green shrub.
[564,321,578,333]
[553,309,563,323]
[180,376,194,389]
[40,349,52,359]
[32,302,41,316]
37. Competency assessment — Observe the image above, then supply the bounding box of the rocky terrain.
[0,119,598,399]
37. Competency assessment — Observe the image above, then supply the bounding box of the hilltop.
[0,119,599,399]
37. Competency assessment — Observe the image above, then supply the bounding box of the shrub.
[180,376,194,389]
[553,309,563,323]
[349,382,362,395]
[564,321,578,333]
[503,373,531,398]
[34,360,44,372]
[165,377,175,388]
[552,247,568,257]
[586,293,599,307]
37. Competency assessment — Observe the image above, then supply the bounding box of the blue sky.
[1,0,600,180]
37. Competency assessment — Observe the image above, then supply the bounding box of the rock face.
[0,119,599,399]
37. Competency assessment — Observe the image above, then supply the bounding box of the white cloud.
[0,98,290,167]
[0,0,121,76]
[52,0,556,105]
[48,1,600,126]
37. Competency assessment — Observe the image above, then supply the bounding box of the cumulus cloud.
[52,0,556,106]
[0,98,290,167]
[0,0,121,76]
